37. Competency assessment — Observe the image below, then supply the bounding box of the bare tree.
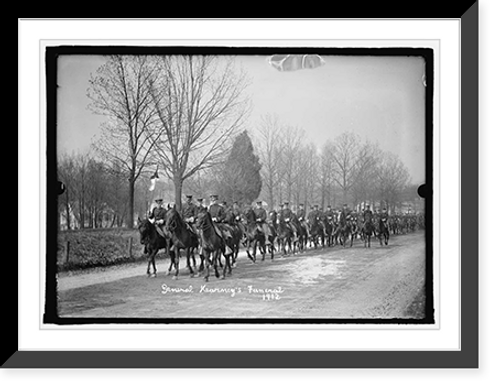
[87,55,159,228]
[279,125,304,203]
[148,55,250,209]
[58,153,77,230]
[331,132,362,205]
[350,141,382,209]
[376,152,411,212]
[255,114,284,210]
[296,143,319,210]
[319,139,336,208]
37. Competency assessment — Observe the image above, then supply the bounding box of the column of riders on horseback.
[137,193,420,279]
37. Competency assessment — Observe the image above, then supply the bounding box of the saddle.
[154,222,168,239]
[213,223,233,255]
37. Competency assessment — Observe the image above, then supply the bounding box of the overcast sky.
[57,54,426,184]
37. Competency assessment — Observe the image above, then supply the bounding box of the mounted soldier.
[296,203,306,223]
[280,201,298,242]
[182,194,197,233]
[232,201,242,221]
[363,204,374,231]
[307,204,318,224]
[276,203,285,221]
[254,200,272,246]
[196,197,206,213]
[324,205,335,228]
[339,203,349,227]
[378,207,389,232]
[148,198,169,240]
[208,194,226,224]
[208,194,233,255]
[222,200,236,225]
[296,203,309,234]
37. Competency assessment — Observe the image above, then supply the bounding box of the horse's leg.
[228,252,233,275]
[169,249,178,280]
[146,248,151,276]
[247,240,255,262]
[223,251,232,279]
[218,244,224,268]
[253,240,258,262]
[186,248,195,277]
[149,249,158,277]
[214,250,221,279]
[198,252,205,273]
[168,254,174,274]
[204,251,210,282]
[222,254,227,279]
[232,243,238,267]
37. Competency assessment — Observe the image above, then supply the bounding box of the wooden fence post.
[128,237,133,259]
[65,241,70,264]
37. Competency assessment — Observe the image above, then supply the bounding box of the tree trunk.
[65,191,71,230]
[127,175,135,228]
[174,174,183,211]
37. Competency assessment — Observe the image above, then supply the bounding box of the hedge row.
[57,228,157,272]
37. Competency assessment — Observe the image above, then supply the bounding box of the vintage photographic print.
[45,46,433,324]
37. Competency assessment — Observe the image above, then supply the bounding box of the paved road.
[57,232,427,320]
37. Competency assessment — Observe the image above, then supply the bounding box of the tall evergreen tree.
[220,131,262,205]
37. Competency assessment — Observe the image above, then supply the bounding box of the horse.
[362,220,376,248]
[377,216,390,246]
[196,208,231,281]
[291,216,308,252]
[276,218,294,256]
[347,218,358,247]
[323,217,334,247]
[137,217,175,277]
[337,220,350,248]
[221,221,243,267]
[164,207,202,279]
[242,208,273,262]
[331,221,342,246]
[308,218,325,249]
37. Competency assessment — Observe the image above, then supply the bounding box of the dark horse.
[346,218,357,247]
[362,220,376,248]
[243,208,273,262]
[276,219,295,256]
[291,215,308,252]
[196,209,231,281]
[137,218,175,277]
[308,218,325,249]
[323,217,334,247]
[165,207,201,279]
[376,216,390,246]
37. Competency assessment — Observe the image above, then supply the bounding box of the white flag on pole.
[149,167,159,191]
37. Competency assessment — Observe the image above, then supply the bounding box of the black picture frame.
[8,9,477,368]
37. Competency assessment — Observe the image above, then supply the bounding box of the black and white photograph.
[46,46,433,323]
